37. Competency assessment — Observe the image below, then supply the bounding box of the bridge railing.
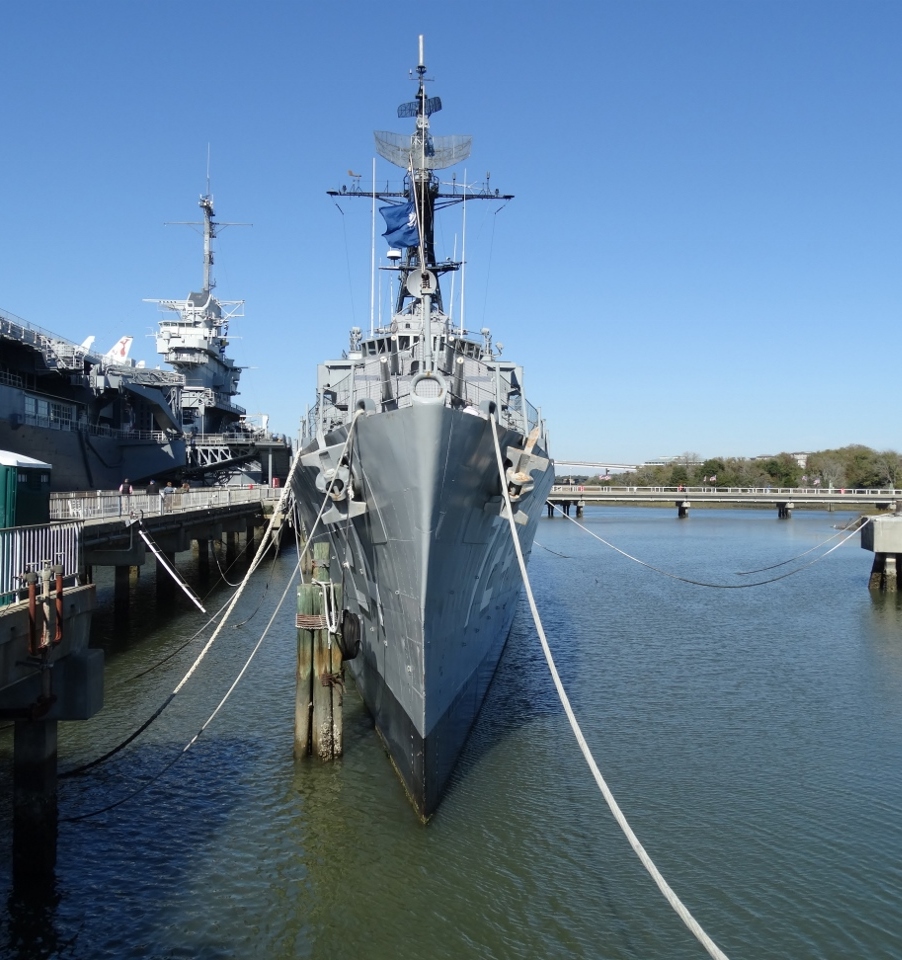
[549,485,902,497]
[49,485,283,522]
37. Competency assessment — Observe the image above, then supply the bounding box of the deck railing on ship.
[302,354,540,444]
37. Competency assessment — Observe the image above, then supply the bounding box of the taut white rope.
[490,417,730,960]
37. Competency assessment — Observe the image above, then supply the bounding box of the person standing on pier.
[161,481,176,512]
[118,478,133,516]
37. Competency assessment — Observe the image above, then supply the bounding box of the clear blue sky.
[2,1,900,465]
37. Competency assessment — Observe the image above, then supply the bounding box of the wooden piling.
[295,541,343,760]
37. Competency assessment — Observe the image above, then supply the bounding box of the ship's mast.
[200,193,216,295]
[328,37,512,336]
[414,35,434,372]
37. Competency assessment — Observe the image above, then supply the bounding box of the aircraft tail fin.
[104,336,133,362]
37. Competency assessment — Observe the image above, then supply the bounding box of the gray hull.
[294,401,554,816]
[0,408,185,491]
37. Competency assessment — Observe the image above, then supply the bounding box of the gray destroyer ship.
[292,38,554,817]
[0,192,291,490]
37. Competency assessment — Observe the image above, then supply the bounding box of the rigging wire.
[490,418,731,960]
[335,203,358,326]
[553,504,870,588]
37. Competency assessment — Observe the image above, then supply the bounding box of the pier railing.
[49,485,283,522]
[550,485,902,497]
[0,521,82,607]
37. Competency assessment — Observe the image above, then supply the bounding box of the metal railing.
[0,521,82,607]
[302,356,540,444]
[550,485,902,496]
[49,485,283,522]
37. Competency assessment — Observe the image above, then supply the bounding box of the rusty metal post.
[53,563,64,645]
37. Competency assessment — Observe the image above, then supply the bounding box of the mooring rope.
[735,518,867,575]
[61,563,300,822]
[124,531,266,686]
[490,418,731,960]
[553,504,870,588]
[532,538,572,559]
[60,412,363,800]
[61,462,299,780]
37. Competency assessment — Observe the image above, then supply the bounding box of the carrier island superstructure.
[0,192,291,490]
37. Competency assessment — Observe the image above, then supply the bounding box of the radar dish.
[374,131,473,170]
[397,96,442,118]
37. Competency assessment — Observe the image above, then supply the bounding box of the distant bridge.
[553,460,638,472]
[547,484,902,519]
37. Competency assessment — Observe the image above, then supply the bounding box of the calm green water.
[2,508,901,959]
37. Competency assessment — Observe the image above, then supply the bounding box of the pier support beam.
[226,531,237,565]
[245,522,256,558]
[114,565,130,611]
[576,500,585,518]
[868,553,900,591]
[676,500,690,519]
[777,501,794,519]
[196,539,210,577]
[156,552,176,601]
[13,719,58,889]
[861,515,902,591]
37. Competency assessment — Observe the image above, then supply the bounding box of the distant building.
[753,452,810,468]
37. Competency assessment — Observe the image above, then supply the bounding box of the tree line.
[570,445,902,490]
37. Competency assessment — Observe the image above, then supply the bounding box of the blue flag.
[380,201,419,248]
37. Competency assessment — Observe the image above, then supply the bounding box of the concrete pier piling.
[13,719,58,889]
[295,542,343,761]
[677,500,690,519]
[860,515,902,591]
[1,581,101,886]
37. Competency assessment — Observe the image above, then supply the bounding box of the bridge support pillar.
[576,500,585,518]
[777,502,794,519]
[246,522,256,556]
[226,531,237,565]
[546,501,554,518]
[676,500,690,519]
